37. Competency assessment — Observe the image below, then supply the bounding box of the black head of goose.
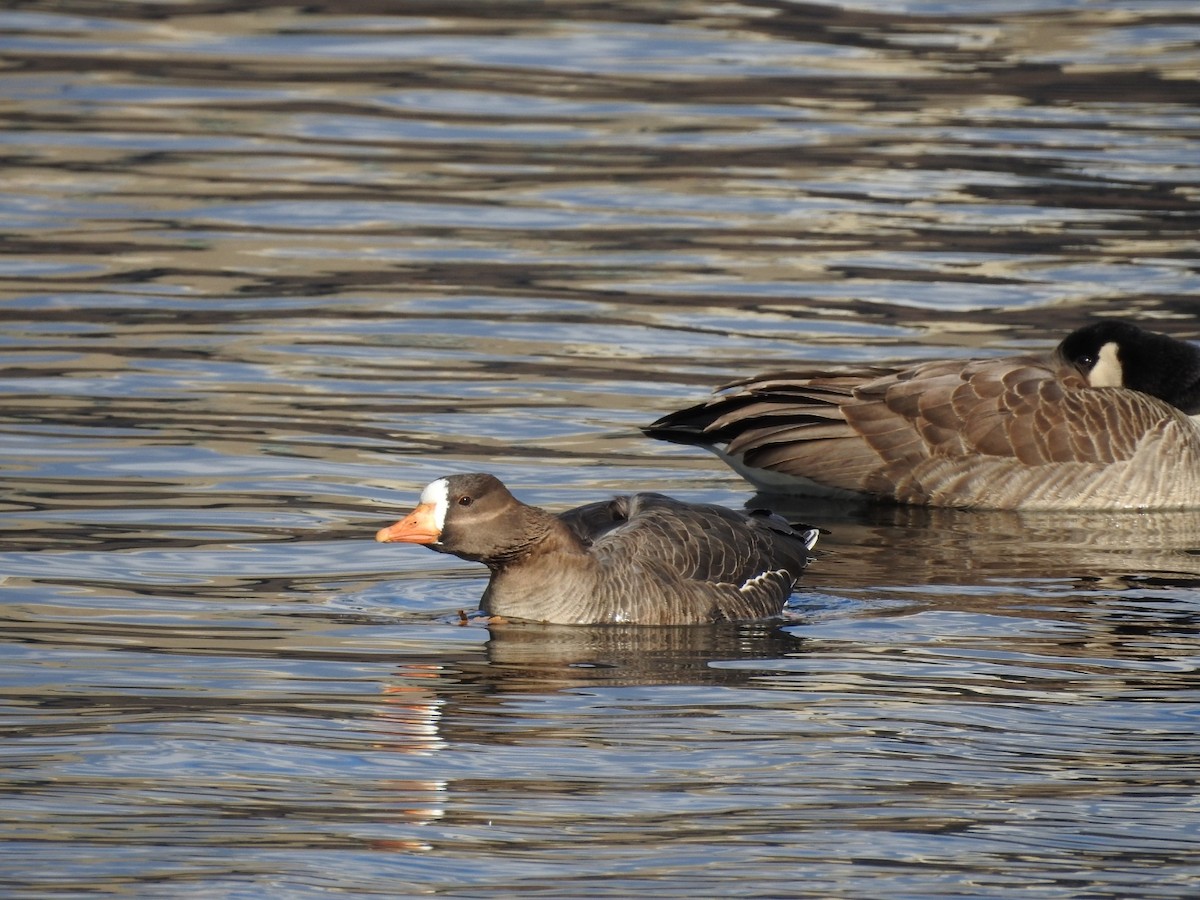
[375,473,820,625]
[1057,321,1200,413]
[644,321,1200,510]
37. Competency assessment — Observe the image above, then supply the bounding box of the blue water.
[1,2,1199,897]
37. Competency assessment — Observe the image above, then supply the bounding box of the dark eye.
[457,495,473,507]
[1076,353,1096,369]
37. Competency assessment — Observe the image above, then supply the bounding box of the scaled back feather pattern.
[646,322,1200,509]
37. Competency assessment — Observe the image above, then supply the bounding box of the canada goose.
[375,473,820,625]
[645,321,1200,510]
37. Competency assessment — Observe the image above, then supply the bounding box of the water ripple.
[2,2,1199,897]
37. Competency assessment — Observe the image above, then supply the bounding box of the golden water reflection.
[2,0,1199,896]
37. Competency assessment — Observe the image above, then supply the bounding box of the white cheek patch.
[420,478,450,532]
[1088,341,1124,388]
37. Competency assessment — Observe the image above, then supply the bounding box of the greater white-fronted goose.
[645,321,1200,510]
[375,473,820,625]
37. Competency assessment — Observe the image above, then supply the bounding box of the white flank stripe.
[740,568,788,594]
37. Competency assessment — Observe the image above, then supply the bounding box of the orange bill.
[375,502,441,544]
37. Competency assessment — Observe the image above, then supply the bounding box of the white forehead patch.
[1087,341,1123,388]
[419,478,450,531]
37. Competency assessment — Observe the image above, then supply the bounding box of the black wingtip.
[643,403,723,446]
[747,508,829,548]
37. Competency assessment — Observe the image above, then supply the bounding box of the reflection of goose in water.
[364,623,812,752]
[476,621,806,689]
[367,625,810,756]
[648,322,1200,510]
[376,473,819,625]
[769,496,1200,590]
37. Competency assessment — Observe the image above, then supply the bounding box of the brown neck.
[486,508,588,569]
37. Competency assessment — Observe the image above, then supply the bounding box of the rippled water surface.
[3,1,1199,897]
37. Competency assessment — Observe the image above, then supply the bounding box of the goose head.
[1057,321,1200,414]
[375,473,552,564]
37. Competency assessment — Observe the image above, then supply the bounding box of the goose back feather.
[646,322,1200,510]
